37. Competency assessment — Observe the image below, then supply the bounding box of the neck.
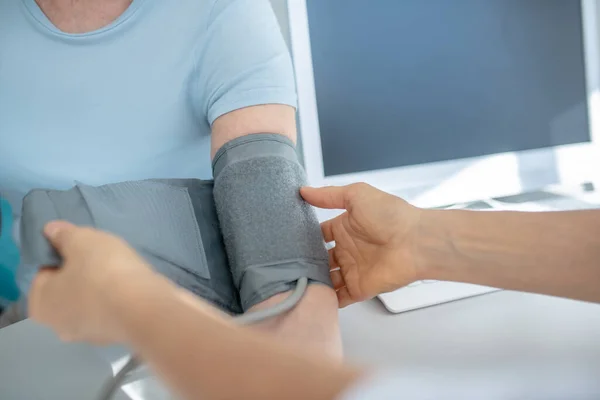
[35,0,133,34]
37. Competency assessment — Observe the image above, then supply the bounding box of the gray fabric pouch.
[20,179,242,315]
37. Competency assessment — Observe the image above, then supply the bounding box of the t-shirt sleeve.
[198,0,297,125]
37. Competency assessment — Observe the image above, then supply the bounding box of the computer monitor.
[289,0,600,208]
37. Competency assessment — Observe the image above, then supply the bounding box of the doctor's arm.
[301,184,600,307]
[419,207,600,303]
[29,223,362,400]
[119,273,356,400]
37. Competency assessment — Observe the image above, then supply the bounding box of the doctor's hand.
[301,184,423,307]
[28,221,157,344]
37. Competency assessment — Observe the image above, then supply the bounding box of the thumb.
[300,186,349,210]
[44,221,78,253]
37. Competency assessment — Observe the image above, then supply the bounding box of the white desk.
[340,291,600,399]
[1,291,599,399]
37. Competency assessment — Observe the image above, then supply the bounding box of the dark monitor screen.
[306,0,591,177]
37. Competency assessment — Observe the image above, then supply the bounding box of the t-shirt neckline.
[21,0,146,38]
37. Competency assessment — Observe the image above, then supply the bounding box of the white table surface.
[1,290,599,400]
[339,291,600,399]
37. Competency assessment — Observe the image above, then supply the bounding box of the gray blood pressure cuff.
[212,133,332,311]
[18,134,331,314]
[20,180,243,315]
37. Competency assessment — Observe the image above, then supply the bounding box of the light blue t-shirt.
[0,0,296,213]
[0,0,296,298]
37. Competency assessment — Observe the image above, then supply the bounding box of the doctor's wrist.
[413,208,458,281]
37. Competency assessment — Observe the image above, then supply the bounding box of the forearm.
[418,209,600,303]
[114,275,358,400]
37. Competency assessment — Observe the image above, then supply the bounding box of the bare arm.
[300,184,600,307]
[418,209,600,303]
[211,105,342,356]
[211,104,297,158]
[116,274,359,400]
[30,222,355,400]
